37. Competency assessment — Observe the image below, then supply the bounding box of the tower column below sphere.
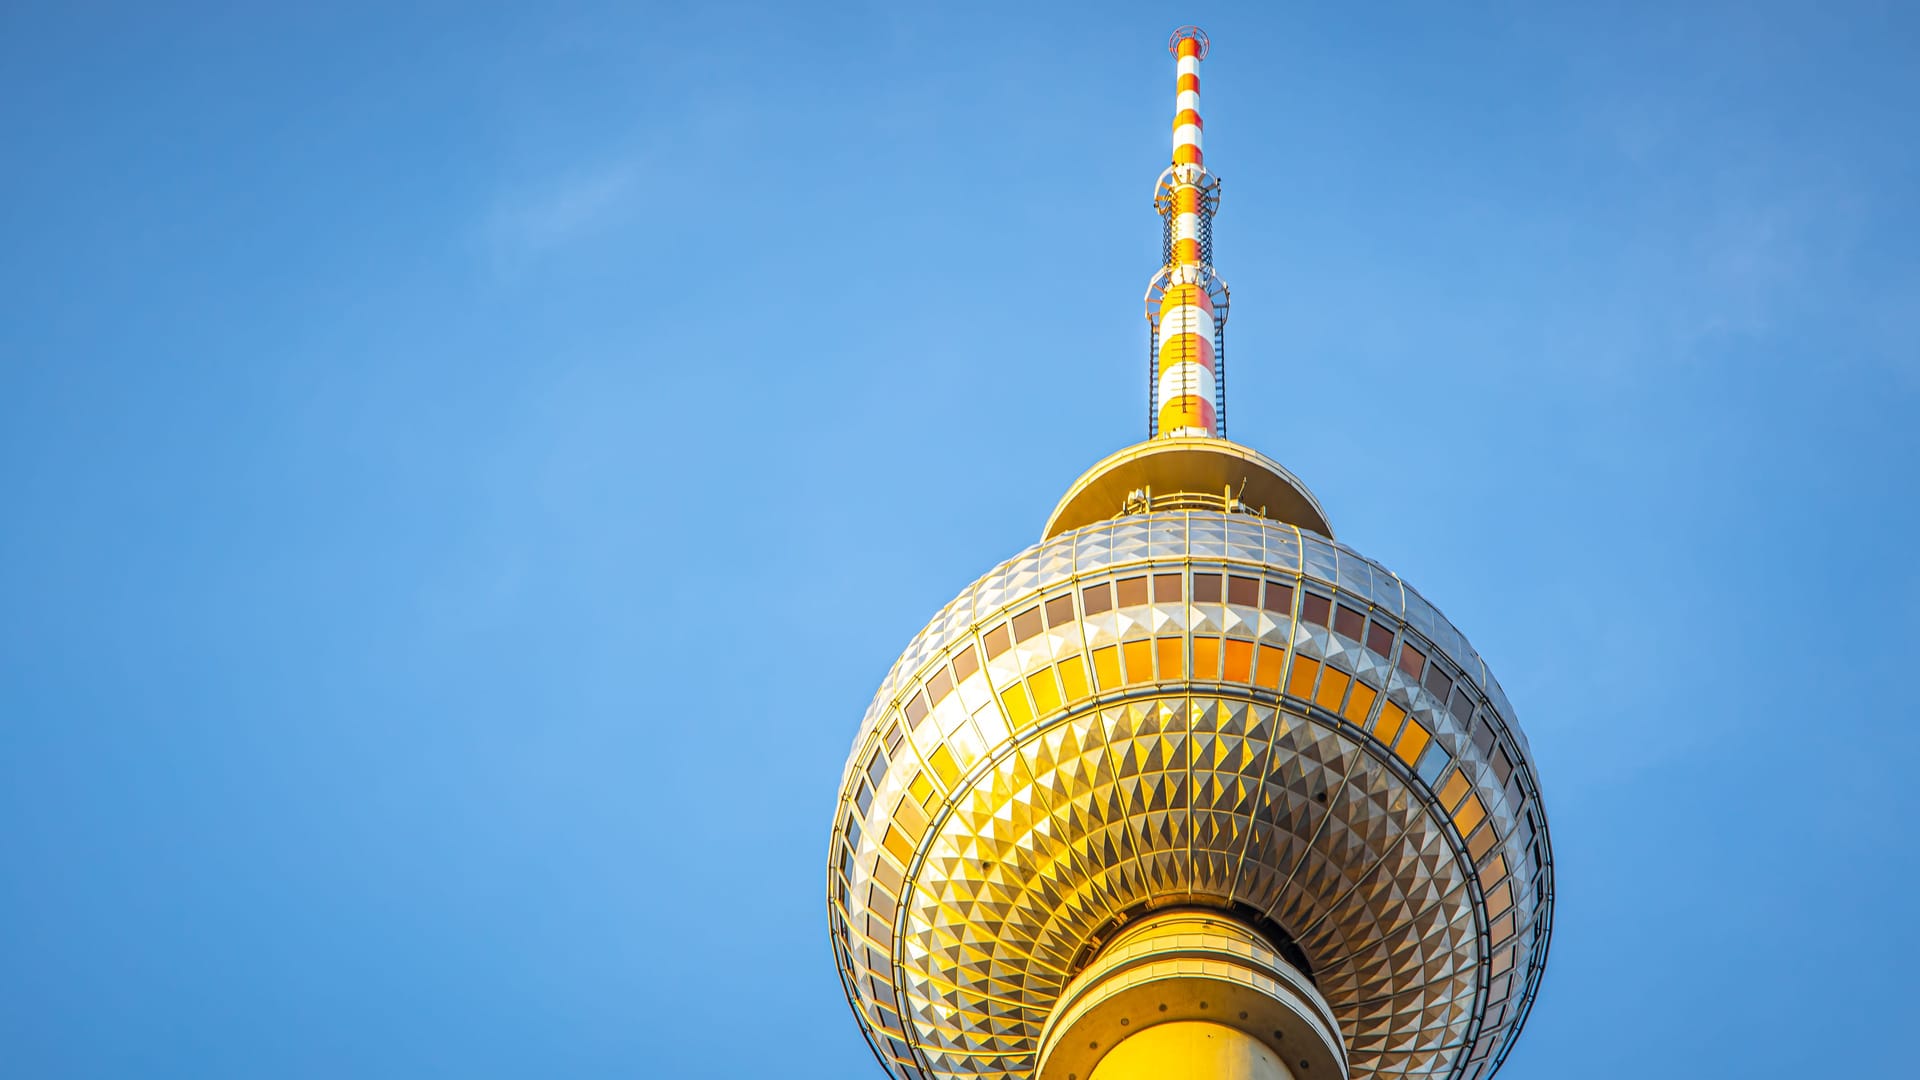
[1035,911,1348,1080]
[1089,1022,1292,1080]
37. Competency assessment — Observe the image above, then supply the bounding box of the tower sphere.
[827,30,1553,1080]
[829,502,1551,1078]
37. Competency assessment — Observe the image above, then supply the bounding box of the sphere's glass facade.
[831,512,1553,1080]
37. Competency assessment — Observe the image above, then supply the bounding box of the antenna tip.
[1168,26,1209,60]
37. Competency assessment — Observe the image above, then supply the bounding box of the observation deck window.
[925,668,953,706]
[1263,579,1293,615]
[1082,581,1114,614]
[1302,593,1332,627]
[1397,642,1427,680]
[1366,621,1396,658]
[1228,575,1260,607]
[1044,594,1076,627]
[983,623,1012,659]
[951,645,979,682]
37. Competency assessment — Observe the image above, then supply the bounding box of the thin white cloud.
[482,160,642,272]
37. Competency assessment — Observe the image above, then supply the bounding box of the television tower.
[829,28,1553,1080]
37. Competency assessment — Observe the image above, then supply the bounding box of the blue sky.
[2,1,1916,1076]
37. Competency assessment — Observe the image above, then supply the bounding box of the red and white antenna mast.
[1147,25,1230,438]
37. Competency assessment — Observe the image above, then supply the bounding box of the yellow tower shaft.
[1034,911,1347,1080]
[1090,1022,1293,1080]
